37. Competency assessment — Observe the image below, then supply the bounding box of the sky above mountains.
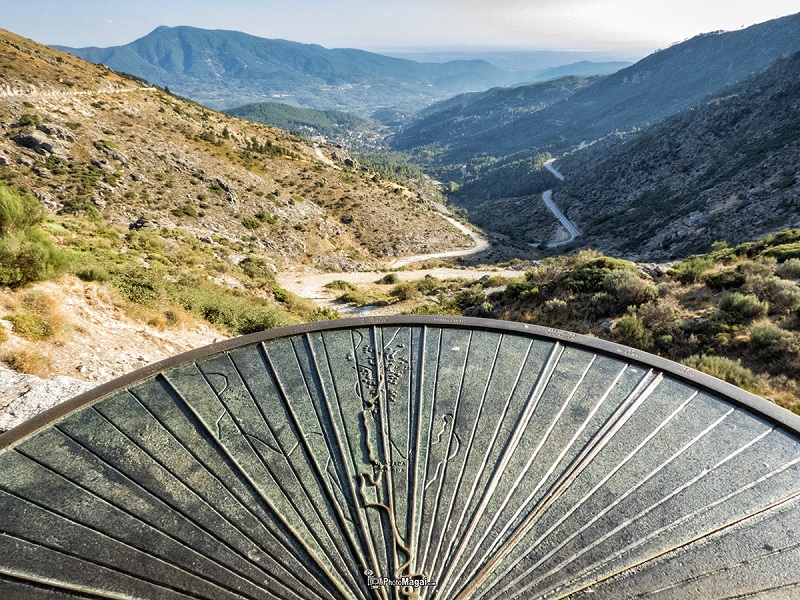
[6,0,799,53]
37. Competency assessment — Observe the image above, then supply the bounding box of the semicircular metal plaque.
[2,316,800,599]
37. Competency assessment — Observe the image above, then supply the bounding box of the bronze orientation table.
[1,316,799,599]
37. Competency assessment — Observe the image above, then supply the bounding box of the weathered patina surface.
[2,316,799,599]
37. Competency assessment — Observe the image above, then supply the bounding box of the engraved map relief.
[2,321,800,599]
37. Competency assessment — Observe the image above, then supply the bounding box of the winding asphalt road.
[541,159,581,247]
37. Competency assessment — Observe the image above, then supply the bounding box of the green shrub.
[683,354,757,390]
[4,313,55,340]
[337,289,377,306]
[777,258,800,280]
[0,229,64,287]
[454,284,486,309]
[376,273,399,285]
[0,184,64,286]
[0,183,45,234]
[171,203,198,218]
[542,297,569,324]
[589,291,616,317]
[614,314,652,350]
[738,257,776,278]
[390,282,419,301]
[705,269,746,291]
[637,297,683,333]
[18,114,40,127]
[557,257,636,293]
[113,267,165,306]
[324,280,357,291]
[238,307,294,334]
[719,291,768,324]
[742,274,800,314]
[75,265,110,282]
[603,269,658,309]
[241,217,261,230]
[670,256,714,283]
[239,256,275,282]
[749,324,799,362]
[177,284,293,335]
[481,275,510,288]
[761,243,800,261]
[254,211,278,224]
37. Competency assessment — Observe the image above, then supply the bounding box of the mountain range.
[55,26,533,116]
[393,11,800,176]
[556,50,800,260]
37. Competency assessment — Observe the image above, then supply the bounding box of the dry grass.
[4,347,51,377]
[3,290,69,341]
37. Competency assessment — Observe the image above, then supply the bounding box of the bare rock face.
[36,123,77,143]
[12,129,70,156]
[0,366,95,434]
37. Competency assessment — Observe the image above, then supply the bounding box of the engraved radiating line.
[308,332,387,594]
[551,436,800,599]
[85,403,296,599]
[162,373,350,600]
[110,384,334,596]
[456,371,667,599]
[435,342,565,600]
[373,326,414,584]
[0,567,148,600]
[287,337,376,599]
[725,582,800,599]
[419,330,474,577]
[0,529,214,600]
[90,389,325,599]
[0,475,272,600]
[450,354,597,586]
[199,361,356,591]
[247,347,369,598]
[426,335,503,583]
[312,332,388,573]
[549,485,800,600]
[448,372,667,599]
[644,528,800,596]
[436,359,629,599]
[431,339,535,599]
[348,329,391,600]
[501,421,773,599]
[493,405,742,600]
[457,353,597,599]
[409,326,429,579]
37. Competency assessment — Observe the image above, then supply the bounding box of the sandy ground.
[277,265,520,316]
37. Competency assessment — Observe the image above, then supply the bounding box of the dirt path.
[0,85,157,99]
[388,214,490,268]
[277,266,519,316]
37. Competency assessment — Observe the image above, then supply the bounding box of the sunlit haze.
[5,0,799,53]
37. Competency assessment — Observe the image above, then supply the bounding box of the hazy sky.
[4,0,798,52]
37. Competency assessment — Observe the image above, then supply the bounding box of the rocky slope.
[0,29,472,271]
[393,12,800,193]
[557,51,800,260]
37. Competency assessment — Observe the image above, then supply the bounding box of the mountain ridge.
[54,26,531,115]
[393,11,800,178]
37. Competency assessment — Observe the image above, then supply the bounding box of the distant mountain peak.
[54,26,531,114]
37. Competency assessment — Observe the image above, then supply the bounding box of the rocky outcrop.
[12,129,70,155]
[0,366,95,434]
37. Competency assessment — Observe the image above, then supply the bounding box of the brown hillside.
[0,28,471,272]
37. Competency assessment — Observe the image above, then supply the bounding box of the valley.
[2,9,800,423]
